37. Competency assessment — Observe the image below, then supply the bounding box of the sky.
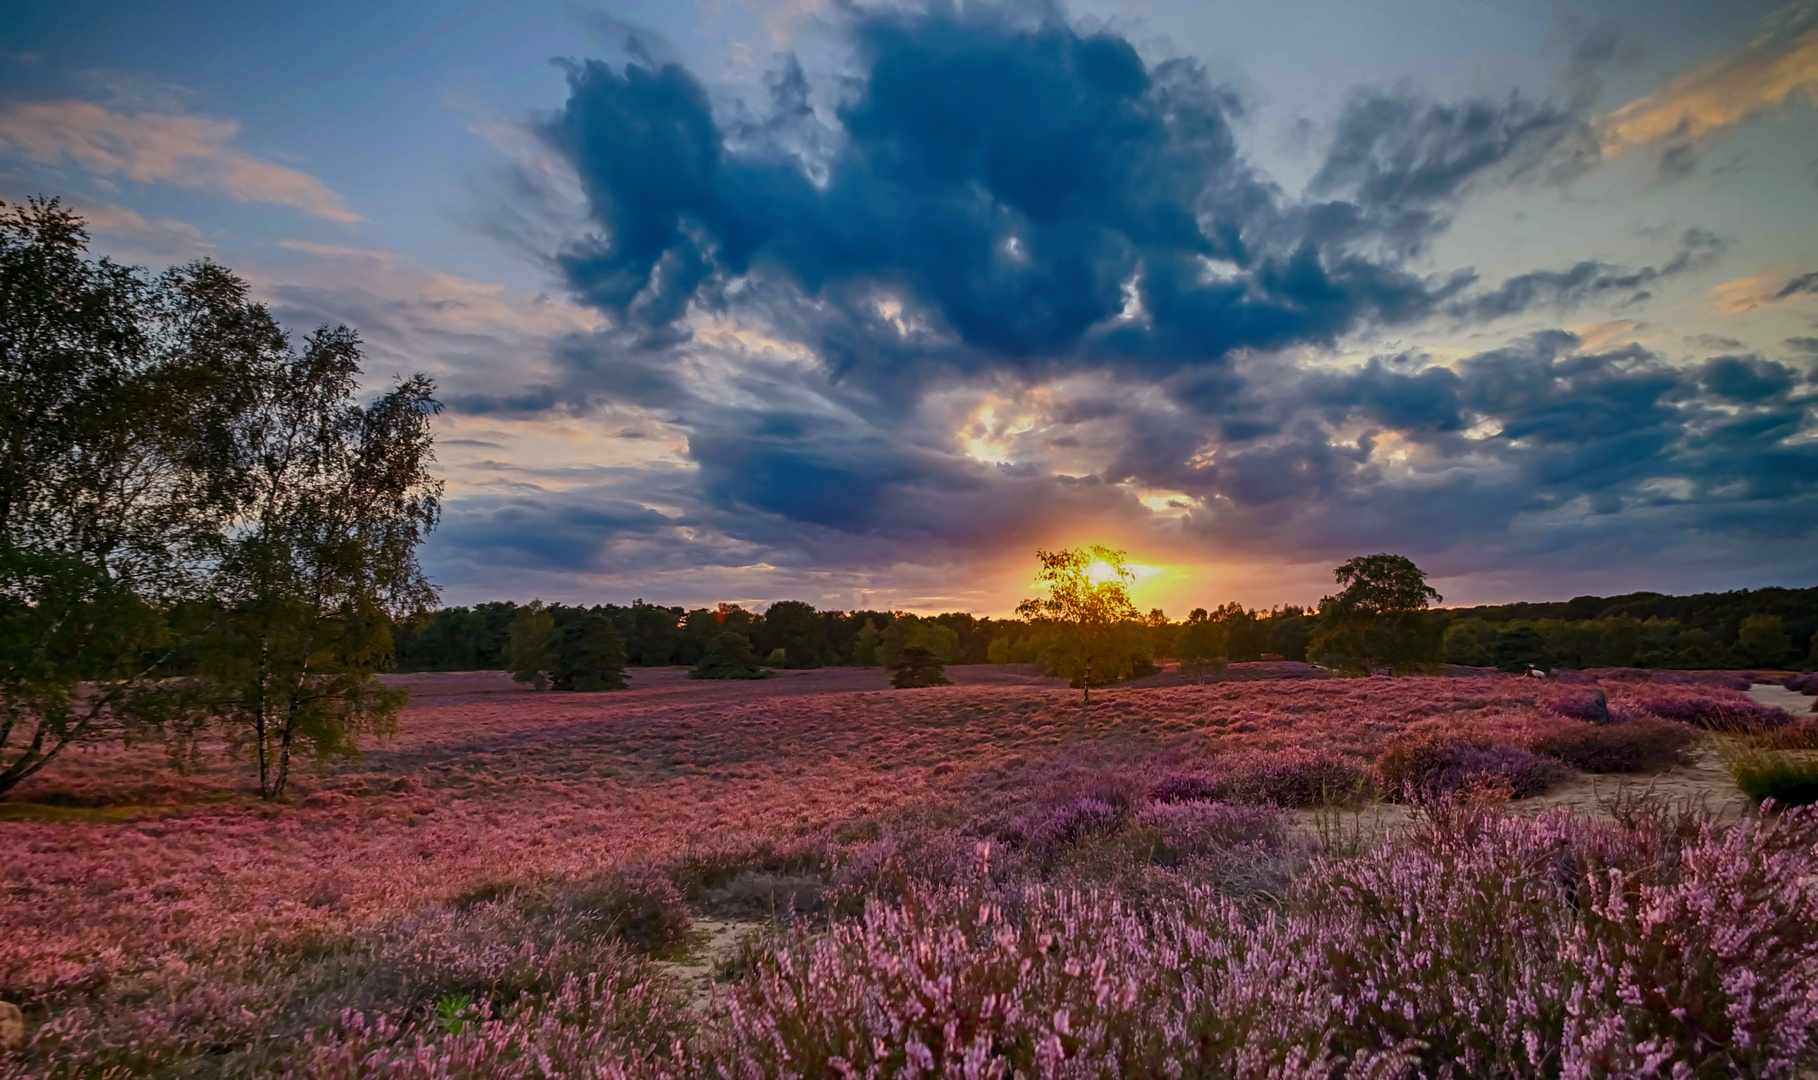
[3,0,1816,616]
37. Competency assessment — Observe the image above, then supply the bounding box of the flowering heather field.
[3,666,1817,1077]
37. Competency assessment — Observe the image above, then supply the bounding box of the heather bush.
[1618,686,1795,729]
[541,866,692,956]
[711,806,1818,1077]
[275,970,689,1079]
[1527,717,1702,773]
[1786,671,1818,694]
[1291,803,1818,1074]
[9,901,666,1078]
[1150,748,1372,808]
[1376,732,1571,802]
[1543,688,1611,723]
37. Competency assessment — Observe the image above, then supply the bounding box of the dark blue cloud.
[1442,228,1724,324]
[1304,88,1592,255]
[542,5,1471,388]
[1776,271,1818,301]
[1697,354,1797,402]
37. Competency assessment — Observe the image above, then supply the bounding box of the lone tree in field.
[552,613,628,691]
[890,644,951,688]
[690,631,770,680]
[506,600,560,690]
[186,327,442,799]
[1308,553,1442,675]
[1018,545,1140,704]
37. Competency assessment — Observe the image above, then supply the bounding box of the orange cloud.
[1599,16,1818,154]
[0,99,360,223]
[1712,267,1817,314]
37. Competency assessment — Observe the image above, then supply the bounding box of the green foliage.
[506,600,559,690]
[2,198,440,800]
[889,645,951,688]
[1174,607,1229,683]
[1309,553,1443,674]
[754,600,826,668]
[879,616,960,669]
[854,619,882,666]
[1492,626,1551,673]
[181,327,441,799]
[1738,613,1793,666]
[1729,754,1818,807]
[551,614,628,691]
[1443,620,1494,666]
[1017,546,1141,703]
[1266,607,1315,662]
[0,199,274,795]
[434,993,473,1035]
[1447,585,1818,671]
[689,631,771,680]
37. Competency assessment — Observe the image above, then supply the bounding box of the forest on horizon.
[394,583,1818,675]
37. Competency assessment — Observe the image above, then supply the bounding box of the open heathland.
[3,665,1817,1077]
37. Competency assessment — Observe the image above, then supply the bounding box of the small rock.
[0,1000,24,1052]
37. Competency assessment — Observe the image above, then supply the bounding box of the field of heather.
[5,666,1818,1077]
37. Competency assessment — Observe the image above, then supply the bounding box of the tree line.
[403,569,1818,686]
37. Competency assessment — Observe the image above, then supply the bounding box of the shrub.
[889,644,951,689]
[1215,748,1373,806]
[543,866,691,956]
[1377,732,1571,802]
[1150,748,1372,808]
[1619,687,1795,729]
[1731,757,1818,807]
[276,970,690,1079]
[1016,795,1126,850]
[1543,688,1610,723]
[1528,717,1702,773]
[1129,800,1294,866]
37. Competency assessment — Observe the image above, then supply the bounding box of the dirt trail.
[662,919,760,1010]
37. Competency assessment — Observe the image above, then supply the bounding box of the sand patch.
[1747,682,1816,715]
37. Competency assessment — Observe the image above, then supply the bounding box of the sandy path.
[1747,682,1816,715]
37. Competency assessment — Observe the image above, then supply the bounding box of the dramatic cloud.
[0,99,359,222]
[541,5,1463,392]
[405,3,1817,610]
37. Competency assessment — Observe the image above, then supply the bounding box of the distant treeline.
[395,584,1818,675]
[1441,586,1818,670]
[394,600,1317,674]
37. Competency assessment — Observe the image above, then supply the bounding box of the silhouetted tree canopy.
[890,644,951,689]
[690,631,770,680]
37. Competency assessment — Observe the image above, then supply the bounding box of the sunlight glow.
[1087,559,1159,585]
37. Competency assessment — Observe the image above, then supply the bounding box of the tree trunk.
[272,704,293,799]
